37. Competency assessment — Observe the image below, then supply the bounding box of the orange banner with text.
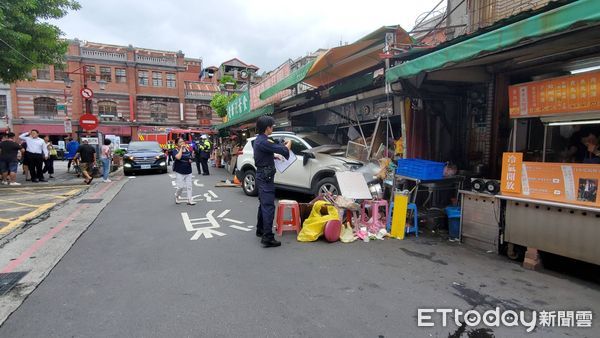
[509,70,600,118]
[501,153,600,208]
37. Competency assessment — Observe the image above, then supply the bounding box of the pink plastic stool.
[360,199,389,233]
[275,200,302,236]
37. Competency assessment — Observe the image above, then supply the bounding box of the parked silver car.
[235,132,362,196]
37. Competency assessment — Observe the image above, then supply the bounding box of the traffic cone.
[233,176,241,185]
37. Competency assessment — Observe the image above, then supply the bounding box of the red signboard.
[79,113,99,131]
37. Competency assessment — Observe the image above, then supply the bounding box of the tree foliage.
[210,93,238,118]
[0,0,81,83]
[219,75,236,88]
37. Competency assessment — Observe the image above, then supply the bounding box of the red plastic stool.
[276,200,302,236]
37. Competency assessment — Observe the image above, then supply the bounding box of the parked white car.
[235,132,363,196]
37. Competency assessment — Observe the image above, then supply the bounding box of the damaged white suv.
[235,132,363,196]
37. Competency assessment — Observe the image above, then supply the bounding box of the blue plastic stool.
[386,202,419,237]
[406,203,419,237]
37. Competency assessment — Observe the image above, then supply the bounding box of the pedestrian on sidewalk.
[65,136,79,173]
[173,137,196,205]
[42,135,56,178]
[19,129,48,183]
[75,139,96,185]
[0,132,22,186]
[20,141,30,181]
[100,138,112,183]
[253,116,291,248]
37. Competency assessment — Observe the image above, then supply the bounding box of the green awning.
[259,60,315,100]
[214,105,274,131]
[386,0,600,83]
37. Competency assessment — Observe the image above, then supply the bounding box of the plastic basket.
[445,207,461,239]
[396,159,445,180]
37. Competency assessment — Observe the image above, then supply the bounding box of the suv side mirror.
[302,151,314,166]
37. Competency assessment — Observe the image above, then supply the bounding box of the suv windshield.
[128,142,162,152]
[300,133,338,147]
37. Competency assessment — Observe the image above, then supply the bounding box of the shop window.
[33,97,57,117]
[152,72,163,87]
[116,68,127,83]
[150,103,167,122]
[166,73,176,88]
[36,65,51,80]
[85,66,96,82]
[196,104,212,119]
[98,100,117,121]
[100,67,112,82]
[138,70,149,86]
[0,95,6,118]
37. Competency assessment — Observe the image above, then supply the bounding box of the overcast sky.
[49,0,443,72]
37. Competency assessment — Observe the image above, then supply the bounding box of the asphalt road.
[0,169,598,337]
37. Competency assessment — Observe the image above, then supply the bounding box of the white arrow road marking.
[181,211,226,240]
[171,181,176,186]
[218,210,230,218]
[169,174,176,178]
[193,180,204,187]
[229,225,251,232]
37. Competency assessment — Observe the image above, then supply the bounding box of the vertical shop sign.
[501,152,523,194]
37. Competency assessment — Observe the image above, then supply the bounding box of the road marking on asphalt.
[0,199,39,208]
[181,209,246,240]
[0,206,27,212]
[193,180,204,187]
[0,203,55,235]
[229,225,251,231]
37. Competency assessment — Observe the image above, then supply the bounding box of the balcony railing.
[185,91,214,100]
[135,55,177,66]
[81,49,127,61]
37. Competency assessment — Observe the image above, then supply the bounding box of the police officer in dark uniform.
[254,116,291,247]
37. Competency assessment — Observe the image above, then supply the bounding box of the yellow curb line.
[0,202,55,235]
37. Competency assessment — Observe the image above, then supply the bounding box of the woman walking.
[100,139,112,183]
[173,137,196,205]
[42,135,56,178]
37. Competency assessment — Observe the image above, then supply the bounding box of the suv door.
[273,135,311,189]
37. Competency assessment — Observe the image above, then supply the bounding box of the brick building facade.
[10,40,221,142]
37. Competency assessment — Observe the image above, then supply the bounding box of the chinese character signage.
[227,90,250,121]
[501,152,522,194]
[501,153,600,207]
[509,70,600,117]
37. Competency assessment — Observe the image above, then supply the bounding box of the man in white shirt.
[20,129,49,182]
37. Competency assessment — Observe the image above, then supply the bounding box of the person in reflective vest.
[196,135,212,176]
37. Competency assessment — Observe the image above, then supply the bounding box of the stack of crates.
[396,159,445,180]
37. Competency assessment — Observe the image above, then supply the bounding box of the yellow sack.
[297,200,339,242]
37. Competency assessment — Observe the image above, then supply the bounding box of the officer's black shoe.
[255,229,263,237]
[261,237,281,248]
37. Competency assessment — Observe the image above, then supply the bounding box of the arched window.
[150,103,168,122]
[98,101,118,121]
[196,104,212,120]
[33,97,57,116]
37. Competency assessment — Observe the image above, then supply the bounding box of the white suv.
[235,132,363,196]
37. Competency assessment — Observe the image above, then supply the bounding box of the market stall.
[499,70,600,267]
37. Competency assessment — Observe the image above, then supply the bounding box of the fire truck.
[138,128,214,150]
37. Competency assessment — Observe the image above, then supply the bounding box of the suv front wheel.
[242,170,258,196]
[315,177,339,196]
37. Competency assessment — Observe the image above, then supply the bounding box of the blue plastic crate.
[396,159,445,180]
